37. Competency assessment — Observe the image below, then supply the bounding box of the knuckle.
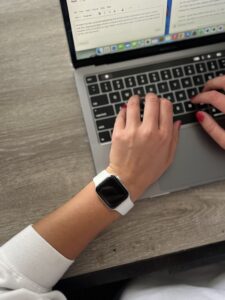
[209,91,223,106]
[146,93,158,101]
[210,90,219,99]
[162,98,173,111]
[128,95,140,105]
[159,130,169,143]
[112,130,122,141]
[142,127,154,138]
[162,98,172,106]
[127,128,137,139]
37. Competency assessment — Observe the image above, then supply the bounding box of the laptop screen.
[66,0,225,61]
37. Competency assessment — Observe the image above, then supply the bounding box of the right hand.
[192,76,225,149]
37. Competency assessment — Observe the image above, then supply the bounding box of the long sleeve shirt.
[2,226,225,299]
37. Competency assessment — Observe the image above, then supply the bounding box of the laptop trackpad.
[159,122,225,192]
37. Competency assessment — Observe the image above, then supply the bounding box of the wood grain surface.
[1,0,225,279]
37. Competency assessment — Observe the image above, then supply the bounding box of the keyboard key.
[133,87,145,97]
[86,76,97,84]
[184,65,195,76]
[99,131,111,143]
[137,74,148,85]
[207,60,218,71]
[96,117,116,131]
[196,62,207,73]
[173,103,184,114]
[88,84,100,95]
[149,72,160,83]
[175,90,187,102]
[100,81,112,93]
[109,92,121,103]
[115,103,123,114]
[158,82,169,93]
[90,94,109,107]
[209,106,224,117]
[197,103,208,110]
[193,75,204,86]
[216,71,225,77]
[172,67,184,78]
[198,86,204,93]
[99,73,113,81]
[121,89,132,101]
[187,88,198,98]
[125,77,136,88]
[112,79,124,90]
[174,112,197,125]
[219,59,225,69]
[161,69,172,80]
[163,93,175,103]
[93,106,115,119]
[145,84,157,94]
[181,77,193,88]
[184,101,196,112]
[169,80,181,91]
[204,73,215,81]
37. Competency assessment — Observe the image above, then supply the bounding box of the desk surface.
[1,0,225,280]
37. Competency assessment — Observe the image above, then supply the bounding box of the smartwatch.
[93,170,134,216]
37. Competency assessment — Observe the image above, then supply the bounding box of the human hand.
[107,93,181,202]
[192,76,225,149]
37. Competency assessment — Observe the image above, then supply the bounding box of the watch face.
[96,176,129,209]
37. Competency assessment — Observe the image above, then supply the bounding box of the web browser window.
[65,0,225,60]
[67,0,167,51]
[170,0,225,34]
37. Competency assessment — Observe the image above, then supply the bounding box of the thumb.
[196,111,225,149]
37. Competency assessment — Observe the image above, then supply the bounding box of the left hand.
[107,93,181,202]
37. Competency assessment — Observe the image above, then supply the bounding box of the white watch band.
[93,170,134,216]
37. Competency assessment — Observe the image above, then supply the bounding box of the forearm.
[33,182,120,260]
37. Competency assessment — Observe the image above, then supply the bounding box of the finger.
[142,93,160,129]
[203,76,225,92]
[113,104,126,131]
[196,111,225,149]
[192,91,225,113]
[159,98,174,136]
[126,95,141,128]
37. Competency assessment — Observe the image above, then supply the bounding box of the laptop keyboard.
[85,50,225,144]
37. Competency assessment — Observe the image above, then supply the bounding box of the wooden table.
[1,0,225,286]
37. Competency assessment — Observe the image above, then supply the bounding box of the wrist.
[106,166,142,202]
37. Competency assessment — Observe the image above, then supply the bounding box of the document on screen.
[170,0,225,34]
[67,0,167,51]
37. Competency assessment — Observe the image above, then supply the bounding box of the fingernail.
[177,120,182,129]
[121,103,127,110]
[196,111,205,123]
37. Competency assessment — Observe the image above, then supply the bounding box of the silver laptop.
[60,0,225,198]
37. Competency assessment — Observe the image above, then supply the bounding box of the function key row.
[87,66,225,96]
[87,57,225,86]
[87,69,225,97]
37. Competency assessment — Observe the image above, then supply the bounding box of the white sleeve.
[0,225,74,300]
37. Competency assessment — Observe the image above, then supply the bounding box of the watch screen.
[96,176,129,209]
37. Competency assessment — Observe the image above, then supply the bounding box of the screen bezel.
[60,0,225,69]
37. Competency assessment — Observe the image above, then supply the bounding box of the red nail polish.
[121,103,127,109]
[196,111,205,123]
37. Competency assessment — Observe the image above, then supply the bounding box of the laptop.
[60,0,225,198]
